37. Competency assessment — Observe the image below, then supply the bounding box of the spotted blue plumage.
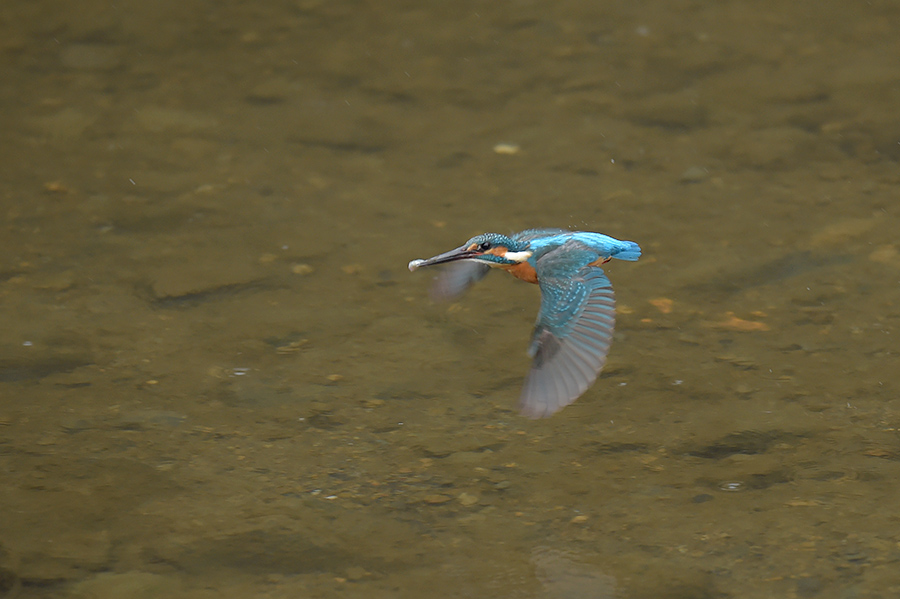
[409,228,641,418]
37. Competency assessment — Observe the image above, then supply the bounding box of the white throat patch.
[503,250,532,263]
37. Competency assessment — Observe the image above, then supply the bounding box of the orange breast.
[502,261,538,284]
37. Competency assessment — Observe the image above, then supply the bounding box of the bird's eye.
[478,241,492,251]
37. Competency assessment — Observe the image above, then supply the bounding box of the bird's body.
[409,228,640,418]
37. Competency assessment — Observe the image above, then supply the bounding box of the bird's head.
[408,232,532,271]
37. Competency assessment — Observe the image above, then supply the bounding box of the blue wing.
[520,248,616,418]
[571,232,642,262]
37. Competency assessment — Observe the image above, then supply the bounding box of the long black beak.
[408,245,480,271]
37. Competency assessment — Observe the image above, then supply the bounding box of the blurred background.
[1,1,899,597]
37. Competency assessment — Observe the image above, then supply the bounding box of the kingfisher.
[409,228,641,418]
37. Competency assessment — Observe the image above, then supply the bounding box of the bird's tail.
[613,241,642,261]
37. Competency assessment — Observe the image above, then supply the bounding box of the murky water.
[2,1,899,597]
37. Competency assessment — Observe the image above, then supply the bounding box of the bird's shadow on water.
[168,530,383,578]
[681,250,853,299]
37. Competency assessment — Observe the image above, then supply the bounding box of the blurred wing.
[430,261,491,301]
[519,266,616,418]
[513,228,568,244]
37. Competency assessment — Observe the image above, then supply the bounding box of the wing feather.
[430,261,491,301]
[519,266,616,418]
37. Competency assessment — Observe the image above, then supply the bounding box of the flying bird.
[409,228,640,418]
